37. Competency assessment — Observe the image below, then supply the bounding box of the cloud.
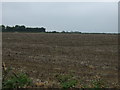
[2,2,118,33]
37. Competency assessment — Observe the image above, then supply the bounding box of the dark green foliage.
[3,72,32,88]
[2,65,32,88]
[56,74,78,89]
[61,31,82,34]
[46,31,59,33]
[61,79,77,89]
[61,31,66,33]
[0,25,5,31]
[1,25,46,32]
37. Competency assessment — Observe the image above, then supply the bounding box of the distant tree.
[74,31,81,34]
[0,25,5,31]
[2,25,46,32]
[2,25,5,30]
[19,25,26,31]
[61,31,65,33]
[52,31,57,33]
[6,26,13,31]
[40,27,46,32]
[14,25,20,31]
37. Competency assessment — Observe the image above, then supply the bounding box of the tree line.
[0,25,115,34]
[0,25,46,32]
[0,25,82,33]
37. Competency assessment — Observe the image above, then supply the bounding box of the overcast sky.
[2,2,118,33]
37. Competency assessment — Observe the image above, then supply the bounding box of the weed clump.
[56,74,78,89]
[3,72,32,88]
[2,62,32,88]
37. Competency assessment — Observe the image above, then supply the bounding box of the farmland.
[2,32,118,88]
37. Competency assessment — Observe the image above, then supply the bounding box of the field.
[2,32,118,88]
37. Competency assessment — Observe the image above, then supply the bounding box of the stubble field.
[2,32,118,88]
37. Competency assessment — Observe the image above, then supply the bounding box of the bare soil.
[2,32,119,88]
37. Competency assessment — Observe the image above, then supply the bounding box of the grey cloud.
[2,2,118,33]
